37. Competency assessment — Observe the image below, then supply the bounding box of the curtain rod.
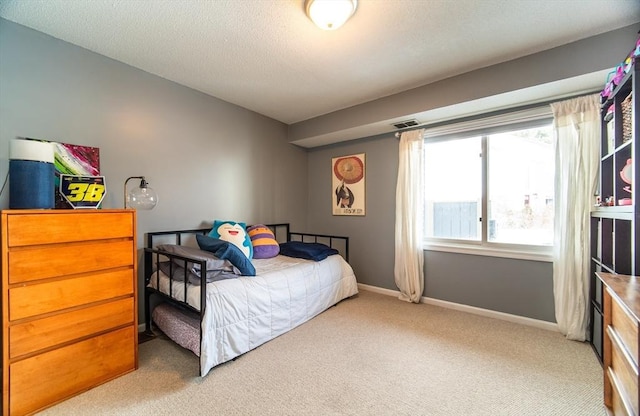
[393,89,601,138]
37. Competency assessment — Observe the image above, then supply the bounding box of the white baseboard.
[357,283,559,332]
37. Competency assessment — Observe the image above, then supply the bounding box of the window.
[425,136,482,241]
[423,109,554,259]
[487,127,554,246]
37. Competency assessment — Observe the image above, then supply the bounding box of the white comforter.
[149,254,358,376]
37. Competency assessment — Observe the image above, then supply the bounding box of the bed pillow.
[279,241,339,261]
[157,261,238,285]
[247,224,280,259]
[196,234,256,276]
[156,244,235,274]
[208,220,253,260]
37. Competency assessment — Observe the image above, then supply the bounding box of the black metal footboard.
[143,224,291,338]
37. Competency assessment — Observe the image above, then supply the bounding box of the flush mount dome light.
[305,0,357,30]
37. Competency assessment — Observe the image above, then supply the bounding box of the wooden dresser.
[1,209,138,415]
[598,272,639,416]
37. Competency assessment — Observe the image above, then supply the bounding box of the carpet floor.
[38,290,605,415]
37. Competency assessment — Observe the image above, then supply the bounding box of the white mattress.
[148,254,358,376]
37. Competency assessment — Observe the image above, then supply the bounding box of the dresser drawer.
[9,297,134,358]
[9,326,136,416]
[9,240,133,284]
[612,385,631,416]
[6,212,134,247]
[610,288,639,367]
[608,367,635,416]
[9,269,134,320]
[609,326,639,415]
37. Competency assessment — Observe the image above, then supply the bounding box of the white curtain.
[551,94,600,340]
[394,129,425,303]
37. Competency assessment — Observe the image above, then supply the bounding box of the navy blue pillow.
[279,241,339,261]
[196,234,256,276]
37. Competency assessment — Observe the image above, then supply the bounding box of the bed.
[144,223,358,376]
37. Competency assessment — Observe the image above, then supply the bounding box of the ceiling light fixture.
[305,0,357,31]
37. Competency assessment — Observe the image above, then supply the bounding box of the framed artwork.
[332,153,365,216]
[52,142,102,209]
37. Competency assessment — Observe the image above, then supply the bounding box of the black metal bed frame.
[143,223,349,373]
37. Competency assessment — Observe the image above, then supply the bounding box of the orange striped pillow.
[247,224,280,259]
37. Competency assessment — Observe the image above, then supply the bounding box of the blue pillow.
[208,220,253,260]
[196,234,256,276]
[279,241,339,261]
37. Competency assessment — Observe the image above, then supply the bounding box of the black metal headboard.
[143,223,291,281]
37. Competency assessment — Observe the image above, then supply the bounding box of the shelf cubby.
[590,58,638,364]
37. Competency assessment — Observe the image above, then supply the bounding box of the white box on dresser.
[1,209,138,416]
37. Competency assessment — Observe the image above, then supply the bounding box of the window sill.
[423,241,553,263]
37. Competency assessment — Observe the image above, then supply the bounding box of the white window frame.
[422,105,554,262]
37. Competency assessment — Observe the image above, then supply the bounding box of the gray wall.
[0,19,308,319]
[307,134,397,290]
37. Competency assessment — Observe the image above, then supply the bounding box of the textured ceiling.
[1,0,639,125]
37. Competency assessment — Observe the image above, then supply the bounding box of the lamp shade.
[124,176,158,210]
[305,0,357,30]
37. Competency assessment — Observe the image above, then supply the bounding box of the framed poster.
[332,153,365,216]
